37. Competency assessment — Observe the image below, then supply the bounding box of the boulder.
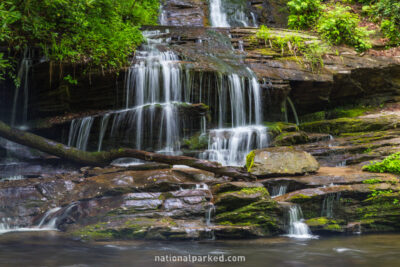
[246,147,320,177]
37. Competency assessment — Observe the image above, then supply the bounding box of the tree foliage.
[0,0,159,80]
[316,4,372,52]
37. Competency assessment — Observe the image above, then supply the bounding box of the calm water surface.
[0,232,399,267]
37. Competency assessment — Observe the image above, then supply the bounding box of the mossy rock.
[182,133,208,150]
[264,121,299,137]
[71,217,177,241]
[305,217,345,233]
[248,147,319,177]
[215,187,270,213]
[300,115,399,135]
[215,199,283,236]
[273,131,309,146]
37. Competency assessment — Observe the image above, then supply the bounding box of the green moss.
[237,187,269,196]
[363,152,400,174]
[325,223,341,230]
[289,194,312,202]
[300,111,326,123]
[306,217,329,226]
[71,218,163,241]
[264,121,299,135]
[246,150,255,172]
[215,199,280,233]
[300,116,398,135]
[363,179,383,184]
[182,133,208,150]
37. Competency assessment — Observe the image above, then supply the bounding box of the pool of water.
[1,232,399,266]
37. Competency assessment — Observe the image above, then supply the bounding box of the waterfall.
[286,205,316,239]
[202,125,267,166]
[11,48,32,127]
[0,207,61,234]
[201,71,268,166]
[271,185,288,197]
[209,0,252,27]
[321,193,341,218]
[68,117,94,151]
[205,203,216,227]
[97,113,110,151]
[209,0,230,27]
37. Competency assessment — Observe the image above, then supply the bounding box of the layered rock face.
[1,0,400,242]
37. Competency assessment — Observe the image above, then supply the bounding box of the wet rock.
[212,181,265,194]
[214,186,270,212]
[273,131,309,146]
[305,217,345,234]
[300,115,400,135]
[247,147,320,177]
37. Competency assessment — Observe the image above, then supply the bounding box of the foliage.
[287,0,323,30]
[316,4,372,52]
[0,0,159,80]
[255,25,329,71]
[374,0,400,44]
[363,152,400,174]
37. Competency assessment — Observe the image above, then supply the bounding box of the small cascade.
[202,125,268,166]
[37,207,62,229]
[238,40,244,52]
[286,205,316,239]
[97,113,111,151]
[0,207,61,234]
[250,12,258,27]
[209,0,253,27]
[321,193,341,218]
[205,203,216,240]
[67,117,94,151]
[11,48,33,127]
[209,0,230,27]
[271,185,288,197]
[205,203,216,227]
[201,70,268,166]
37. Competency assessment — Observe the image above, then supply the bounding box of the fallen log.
[0,120,256,180]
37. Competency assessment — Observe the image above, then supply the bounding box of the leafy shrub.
[0,0,159,78]
[374,0,400,45]
[316,4,372,51]
[287,0,323,30]
[363,152,400,174]
[255,25,328,71]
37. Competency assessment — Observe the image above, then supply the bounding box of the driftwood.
[0,120,256,180]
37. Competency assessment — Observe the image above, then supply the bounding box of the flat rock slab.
[249,147,320,177]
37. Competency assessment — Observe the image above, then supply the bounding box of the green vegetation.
[255,26,329,71]
[0,0,159,80]
[317,4,372,51]
[287,0,323,30]
[363,178,383,184]
[363,152,400,174]
[373,0,400,45]
[287,1,372,52]
[246,150,256,172]
[182,134,208,150]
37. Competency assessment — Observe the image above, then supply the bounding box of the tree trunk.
[0,120,256,181]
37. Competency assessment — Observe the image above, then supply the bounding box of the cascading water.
[209,0,256,27]
[209,0,230,27]
[321,193,341,218]
[0,207,61,234]
[271,185,288,197]
[286,205,316,239]
[11,48,32,127]
[201,70,268,166]
[68,117,94,151]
